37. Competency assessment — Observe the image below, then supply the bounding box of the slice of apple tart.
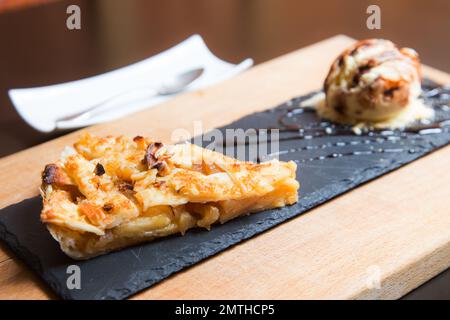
[40,133,299,259]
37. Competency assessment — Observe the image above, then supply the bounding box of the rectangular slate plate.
[0,80,449,300]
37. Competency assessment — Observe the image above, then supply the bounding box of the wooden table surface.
[0,35,449,299]
[2,0,450,158]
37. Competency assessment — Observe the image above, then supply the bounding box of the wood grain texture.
[0,259,55,300]
[0,242,11,263]
[0,35,449,299]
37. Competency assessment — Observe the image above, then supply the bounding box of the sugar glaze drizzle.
[220,84,450,163]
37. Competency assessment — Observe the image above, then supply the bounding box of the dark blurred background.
[0,0,449,157]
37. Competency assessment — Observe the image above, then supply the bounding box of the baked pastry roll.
[40,133,299,259]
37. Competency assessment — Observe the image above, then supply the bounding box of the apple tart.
[40,133,299,259]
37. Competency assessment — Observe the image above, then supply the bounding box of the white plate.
[9,35,253,133]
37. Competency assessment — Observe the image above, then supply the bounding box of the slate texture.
[0,82,449,300]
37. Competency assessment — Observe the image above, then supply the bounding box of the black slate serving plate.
[0,80,449,300]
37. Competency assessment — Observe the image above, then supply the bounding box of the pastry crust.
[40,133,299,259]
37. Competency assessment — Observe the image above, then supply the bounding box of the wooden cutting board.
[0,35,449,300]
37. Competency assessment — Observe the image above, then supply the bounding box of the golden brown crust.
[41,133,299,259]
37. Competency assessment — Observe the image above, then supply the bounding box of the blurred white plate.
[9,35,253,133]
